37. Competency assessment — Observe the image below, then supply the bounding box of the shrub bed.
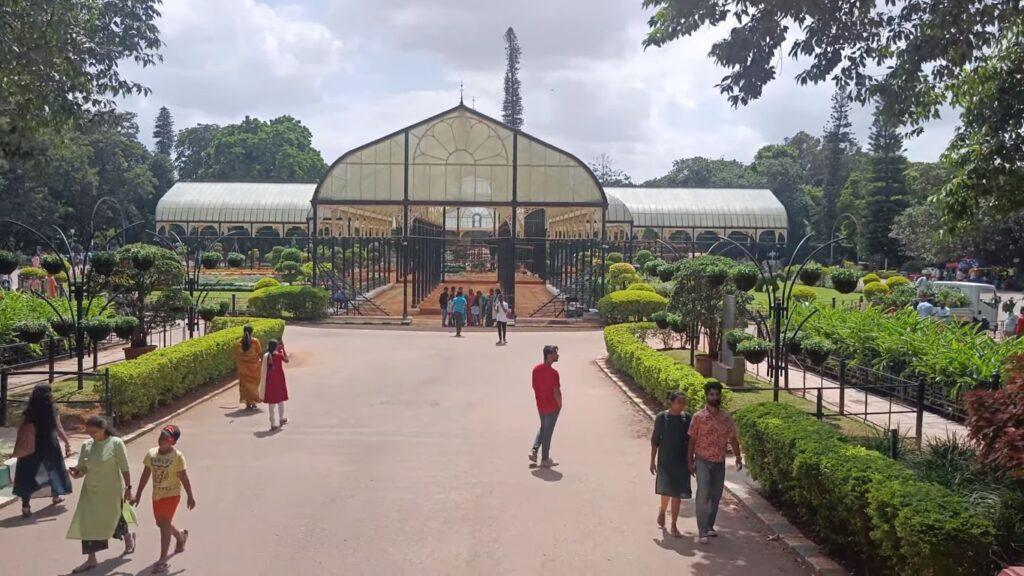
[736,402,995,575]
[108,318,284,421]
[248,285,329,320]
[603,322,719,409]
[597,290,668,324]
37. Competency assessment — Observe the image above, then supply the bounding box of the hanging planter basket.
[15,321,49,344]
[90,252,117,276]
[737,338,771,364]
[227,252,246,268]
[652,311,670,330]
[131,252,155,272]
[0,250,19,276]
[112,317,139,340]
[50,317,75,338]
[706,268,728,288]
[799,265,823,286]
[83,318,113,342]
[725,329,753,354]
[41,255,65,275]
[802,337,834,366]
[732,267,758,292]
[201,252,222,269]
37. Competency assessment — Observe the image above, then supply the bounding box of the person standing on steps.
[650,391,692,538]
[529,345,561,467]
[439,286,450,327]
[688,380,742,545]
[493,290,510,345]
[450,289,467,337]
[259,339,290,430]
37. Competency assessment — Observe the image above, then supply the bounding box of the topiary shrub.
[18,266,47,281]
[112,316,139,340]
[862,273,882,286]
[276,261,302,284]
[830,268,860,294]
[597,290,668,324]
[0,250,19,275]
[227,252,246,268]
[644,258,666,278]
[633,249,654,269]
[606,252,624,264]
[725,328,753,353]
[627,282,656,292]
[254,277,280,290]
[279,247,303,264]
[798,262,823,286]
[667,312,687,334]
[863,281,891,302]
[790,285,817,304]
[737,337,770,364]
[886,275,911,288]
[607,262,641,291]
[651,310,670,329]
[198,304,220,322]
[731,264,758,291]
[248,285,329,320]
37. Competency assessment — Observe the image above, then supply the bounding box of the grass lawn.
[198,290,253,311]
[749,285,863,311]
[660,349,878,439]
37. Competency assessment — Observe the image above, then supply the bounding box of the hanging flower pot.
[787,331,807,355]
[0,250,19,276]
[731,265,758,292]
[50,317,74,338]
[41,254,65,275]
[15,320,49,344]
[201,251,222,269]
[725,329,753,354]
[131,251,155,272]
[668,313,687,334]
[802,337,834,365]
[705,265,728,288]
[112,316,139,340]
[829,268,859,294]
[89,251,117,276]
[83,318,113,342]
[227,252,246,268]
[737,338,771,364]
[798,263,823,286]
[651,310,670,330]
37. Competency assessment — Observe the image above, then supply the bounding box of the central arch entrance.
[311,104,608,319]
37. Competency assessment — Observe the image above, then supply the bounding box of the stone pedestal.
[717,295,747,387]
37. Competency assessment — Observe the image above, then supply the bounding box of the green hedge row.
[597,290,668,324]
[603,322,717,409]
[248,285,328,320]
[208,316,263,332]
[108,318,285,421]
[735,403,995,575]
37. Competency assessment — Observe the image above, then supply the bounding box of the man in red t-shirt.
[530,345,561,467]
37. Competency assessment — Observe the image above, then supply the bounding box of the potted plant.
[651,310,670,329]
[798,262,823,286]
[802,336,834,365]
[112,316,139,340]
[737,338,771,364]
[201,251,222,269]
[41,254,66,275]
[0,250,19,276]
[198,304,219,322]
[106,244,184,358]
[705,264,729,288]
[725,328,753,353]
[830,268,859,294]
[131,251,155,272]
[50,317,74,338]
[227,252,246,268]
[667,313,686,334]
[89,251,117,276]
[731,264,758,292]
[83,317,113,342]
[787,330,808,355]
[657,262,678,282]
[15,320,49,343]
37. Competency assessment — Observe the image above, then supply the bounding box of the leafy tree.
[106,244,185,347]
[0,0,162,162]
[752,144,814,245]
[820,90,858,238]
[197,116,327,181]
[644,157,761,188]
[783,131,824,183]
[863,107,909,265]
[174,124,220,181]
[590,153,633,186]
[892,204,1024,267]
[502,27,524,130]
[152,106,175,156]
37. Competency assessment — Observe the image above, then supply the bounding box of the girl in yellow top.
[231,325,263,410]
[132,425,196,574]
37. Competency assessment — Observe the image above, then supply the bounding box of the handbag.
[13,422,36,459]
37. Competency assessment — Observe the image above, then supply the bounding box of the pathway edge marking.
[594,355,847,576]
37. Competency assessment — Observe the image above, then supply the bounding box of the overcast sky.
[122,0,957,182]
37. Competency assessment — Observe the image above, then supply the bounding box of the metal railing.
[1,368,112,426]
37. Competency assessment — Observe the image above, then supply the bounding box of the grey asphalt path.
[0,326,809,575]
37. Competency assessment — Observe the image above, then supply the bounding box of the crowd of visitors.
[441,285,513,344]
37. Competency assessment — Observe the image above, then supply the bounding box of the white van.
[931,281,999,325]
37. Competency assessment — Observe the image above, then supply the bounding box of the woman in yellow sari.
[231,325,262,410]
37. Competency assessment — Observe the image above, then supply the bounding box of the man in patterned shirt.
[688,380,742,544]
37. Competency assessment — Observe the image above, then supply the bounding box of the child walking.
[259,339,290,429]
[132,425,196,573]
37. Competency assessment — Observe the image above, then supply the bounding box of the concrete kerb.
[594,355,848,576]
[0,377,241,512]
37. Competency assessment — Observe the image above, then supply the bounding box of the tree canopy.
[644,157,761,188]
[590,154,633,187]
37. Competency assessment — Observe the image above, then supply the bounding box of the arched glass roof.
[605,187,788,230]
[156,182,314,224]
[315,105,606,207]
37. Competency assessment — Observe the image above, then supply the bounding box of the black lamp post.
[400,238,411,325]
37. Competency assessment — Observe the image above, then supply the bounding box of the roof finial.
[472,96,476,108]
[459,81,464,104]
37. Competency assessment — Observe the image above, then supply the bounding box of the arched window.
[758,231,777,244]
[199,225,219,237]
[285,226,306,238]
[255,226,281,238]
[669,230,692,243]
[471,213,483,228]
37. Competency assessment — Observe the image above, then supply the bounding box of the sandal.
[123,532,136,555]
[21,505,31,518]
[175,529,189,554]
[152,562,169,573]
[656,510,665,528]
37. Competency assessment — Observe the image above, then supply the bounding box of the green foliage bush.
[725,328,753,352]
[633,249,654,269]
[735,403,995,575]
[603,323,720,409]
[657,262,678,282]
[18,266,47,281]
[790,285,817,303]
[644,258,666,277]
[209,316,262,332]
[886,275,911,288]
[829,267,860,294]
[597,290,668,324]
[279,247,303,264]
[0,291,55,345]
[862,281,891,301]
[248,285,329,320]
[861,273,882,285]
[198,304,219,322]
[253,277,280,290]
[108,318,284,421]
[112,316,139,340]
[607,262,641,291]
[627,282,655,292]
[606,252,624,264]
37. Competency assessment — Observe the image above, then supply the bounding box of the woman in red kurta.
[258,339,290,430]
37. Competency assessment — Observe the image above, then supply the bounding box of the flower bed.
[108,318,284,421]
[736,402,995,575]
[603,322,719,409]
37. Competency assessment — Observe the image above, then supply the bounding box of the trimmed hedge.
[597,290,668,324]
[254,277,280,290]
[248,285,329,320]
[108,318,284,421]
[736,403,995,575]
[603,323,720,410]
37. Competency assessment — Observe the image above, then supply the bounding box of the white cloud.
[122,0,954,182]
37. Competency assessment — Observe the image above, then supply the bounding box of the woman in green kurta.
[67,416,137,573]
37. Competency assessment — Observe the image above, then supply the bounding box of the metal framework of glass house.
[155,182,317,239]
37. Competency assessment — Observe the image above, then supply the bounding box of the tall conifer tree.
[820,90,857,238]
[153,106,175,156]
[864,104,909,265]
[502,27,524,130]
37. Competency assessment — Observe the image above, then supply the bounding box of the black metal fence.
[0,368,112,426]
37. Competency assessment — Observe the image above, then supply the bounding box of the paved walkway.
[1,326,808,575]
